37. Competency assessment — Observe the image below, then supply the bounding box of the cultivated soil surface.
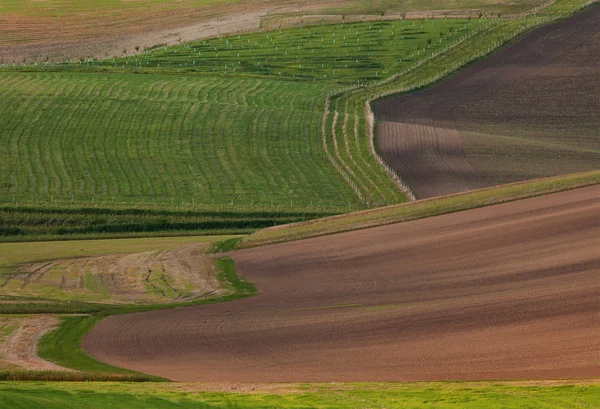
[375,4,600,199]
[84,185,600,382]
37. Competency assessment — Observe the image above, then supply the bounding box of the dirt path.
[375,4,600,199]
[0,315,72,371]
[83,185,600,382]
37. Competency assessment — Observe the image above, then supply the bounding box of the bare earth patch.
[0,315,71,371]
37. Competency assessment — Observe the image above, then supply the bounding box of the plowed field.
[83,185,600,382]
[375,4,600,199]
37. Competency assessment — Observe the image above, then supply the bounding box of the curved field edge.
[322,0,596,204]
[1,380,599,409]
[238,171,600,248]
[33,257,255,377]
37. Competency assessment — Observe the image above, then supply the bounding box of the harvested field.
[375,4,600,199]
[84,185,599,382]
[2,244,224,304]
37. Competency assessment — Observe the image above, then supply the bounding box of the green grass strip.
[240,171,600,248]
[36,315,152,376]
[207,237,244,254]
[0,381,598,408]
[215,257,257,295]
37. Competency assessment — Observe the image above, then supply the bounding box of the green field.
[2,381,598,409]
[1,17,499,211]
[0,73,349,205]
[17,17,490,83]
[1,12,563,242]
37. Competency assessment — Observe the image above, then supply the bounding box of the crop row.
[0,73,366,207]
[0,204,338,242]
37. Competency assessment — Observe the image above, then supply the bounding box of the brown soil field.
[83,185,600,382]
[0,1,546,63]
[375,4,600,199]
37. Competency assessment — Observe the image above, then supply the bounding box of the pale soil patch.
[0,315,72,371]
[3,244,226,304]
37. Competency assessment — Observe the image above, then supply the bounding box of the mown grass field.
[0,73,349,205]
[1,381,598,409]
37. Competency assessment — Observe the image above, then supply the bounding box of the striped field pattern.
[0,73,362,207]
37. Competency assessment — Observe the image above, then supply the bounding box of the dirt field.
[83,185,599,382]
[375,4,600,199]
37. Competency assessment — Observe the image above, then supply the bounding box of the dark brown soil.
[375,5,600,199]
[83,185,600,382]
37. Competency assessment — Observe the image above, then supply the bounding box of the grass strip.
[36,315,148,376]
[0,380,598,408]
[215,257,257,295]
[207,237,244,254]
[240,171,600,248]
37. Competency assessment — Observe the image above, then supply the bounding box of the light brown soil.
[83,185,600,382]
[0,315,72,371]
[375,4,600,199]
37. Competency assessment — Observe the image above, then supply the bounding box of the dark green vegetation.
[0,202,336,242]
[1,381,598,409]
[0,297,105,315]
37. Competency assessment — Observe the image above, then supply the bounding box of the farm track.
[375,4,600,199]
[84,185,600,382]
